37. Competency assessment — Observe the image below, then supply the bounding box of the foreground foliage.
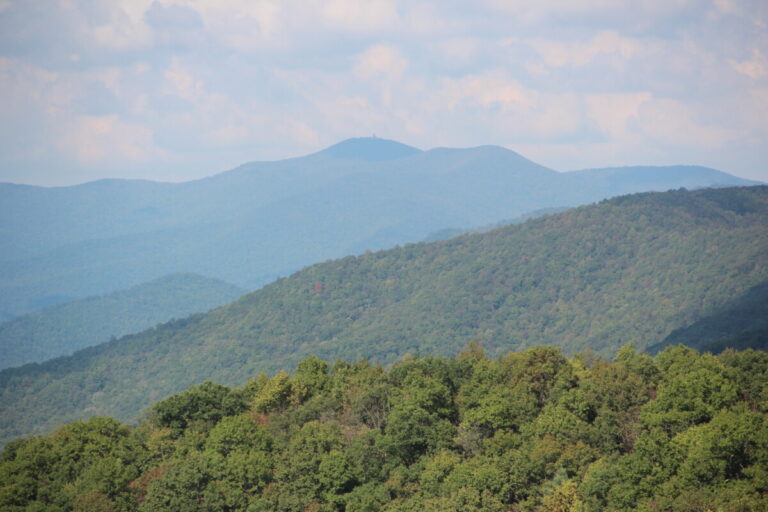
[2,346,767,511]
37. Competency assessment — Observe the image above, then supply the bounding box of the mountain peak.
[320,137,422,161]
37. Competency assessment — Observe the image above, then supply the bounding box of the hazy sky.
[1,0,767,185]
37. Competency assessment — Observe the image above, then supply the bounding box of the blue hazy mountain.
[0,273,244,370]
[0,137,758,318]
[320,136,422,160]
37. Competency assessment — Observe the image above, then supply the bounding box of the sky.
[0,0,767,186]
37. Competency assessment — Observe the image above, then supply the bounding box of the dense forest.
[1,185,767,445]
[0,273,244,370]
[648,279,768,355]
[1,345,766,511]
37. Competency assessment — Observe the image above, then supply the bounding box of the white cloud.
[712,0,742,16]
[635,98,737,149]
[1,0,767,184]
[585,92,652,138]
[519,30,643,68]
[481,0,697,25]
[438,71,537,112]
[429,37,483,70]
[177,0,284,51]
[732,49,768,79]
[322,0,399,32]
[88,0,154,50]
[162,57,203,99]
[55,115,159,164]
[354,44,407,80]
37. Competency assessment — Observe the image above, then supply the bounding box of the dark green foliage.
[0,273,245,370]
[1,186,768,445]
[648,279,768,354]
[150,381,248,438]
[0,416,146,512]
[3,348,767,512]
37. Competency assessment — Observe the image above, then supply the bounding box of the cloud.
[56,115,158,164]
[145,2,204,29]
[585,92,652,139]
[162,56,203,99]
[441,72,537,112]
[522,30,642,68]
[1,0,767,184]
[322,0,400,32]
[732,49,768,79]
[354,44,407,80]
[635,98,737,149]
[189,0,283,51]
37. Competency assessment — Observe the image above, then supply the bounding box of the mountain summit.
[319,137,422,161]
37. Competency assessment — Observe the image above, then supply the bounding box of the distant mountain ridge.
[564,164,756,195]
[0,273,244,370]
[0,137,759,318]
[1,185,765,445]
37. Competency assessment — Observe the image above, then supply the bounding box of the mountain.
[563,164,757,195]
[1,185,766,445]
[0,138,758,318]
[0,273,245,370]
[319,136,422,160]
[647,279,768,354]
[422,206,571,242]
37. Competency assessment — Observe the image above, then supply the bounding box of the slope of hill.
[422,207,571,242]
[1,185,766,444]
[0,273,245,370]
[0,138,758,318]
[647,279,768,354]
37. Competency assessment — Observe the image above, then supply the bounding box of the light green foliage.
[251,371,293,414]
[291,356,330,404]
[459,347,573,439]
[2,347,768,512]
[0,417,144,512]
[672,405,767,486]
[642,350,738,433]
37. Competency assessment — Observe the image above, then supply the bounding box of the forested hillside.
[648,279,768,355]
[2,346,766,511]
[0,273,244,370]
[1,138,757,319]
[1,186,766,445]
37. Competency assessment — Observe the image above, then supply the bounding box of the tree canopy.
[2,346,766,511]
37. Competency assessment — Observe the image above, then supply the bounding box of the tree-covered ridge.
[647,279,768,355]
[1,186,767,446]
[2,346,767,512]
[0,273,245,370]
